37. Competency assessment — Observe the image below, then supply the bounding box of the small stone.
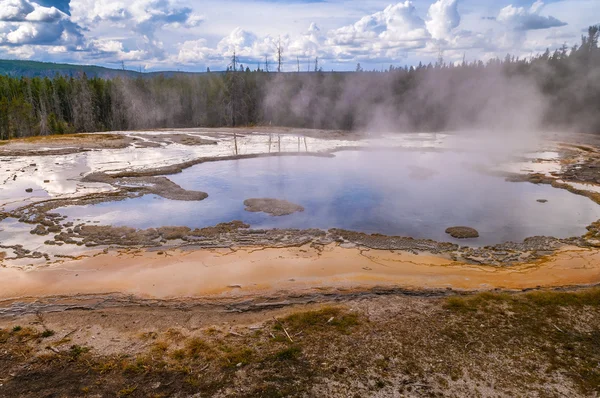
[30,225,48,235]
[536,199,548,203]
[445,226,479,239]
[43,180,50,183]
[25,188,33,193]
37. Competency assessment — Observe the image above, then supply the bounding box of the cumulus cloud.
[0,0,34,22]
[328,2,428,46]
[177,38,210,63]
[0,0,592,71]
[67,0,203,62]
[325,1,430,62]
[426,0,460,41]
[0,0,84,47]
[497,0,567,31]
[70,0,201,29]
[288,23,324,58]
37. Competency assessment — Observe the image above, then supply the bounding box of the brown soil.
[0,289,598,397]
[0,133,134,156]
[244,198,305,216]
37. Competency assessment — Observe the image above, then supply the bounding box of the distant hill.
[0,59,205,78]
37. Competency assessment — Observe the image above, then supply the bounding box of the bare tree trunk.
[277,37,283,73]
[234,131,238,155]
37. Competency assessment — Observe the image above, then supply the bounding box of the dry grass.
[0,291,599,397]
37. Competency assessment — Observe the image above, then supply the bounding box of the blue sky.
[0,0,598,71]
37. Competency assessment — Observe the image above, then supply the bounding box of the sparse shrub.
[185,337,210,359]
[40,329,55,338]
[69,345,90,359]
[274,346,302,361]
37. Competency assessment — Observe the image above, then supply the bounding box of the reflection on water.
[57,150,600,245]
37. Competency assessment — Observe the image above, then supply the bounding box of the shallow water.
[57,150,600,245]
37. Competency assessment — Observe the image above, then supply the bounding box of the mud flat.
[2,243,600,302]
[243,198,305,216]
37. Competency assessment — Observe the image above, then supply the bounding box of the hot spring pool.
[57,150,600,245]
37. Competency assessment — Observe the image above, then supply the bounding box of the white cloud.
[177,39,209,63]
[0,0,83,47]
[426,0,460,41]
[497,0,566,31]
[0,0,597,71]
[324,1,430,62]
[0,0,34,22]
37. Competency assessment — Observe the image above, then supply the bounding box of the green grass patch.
[277,306,360,334]
[445,288,600,313]
[273,346,302,361]
[40,329,55,338]
[68,345,90,360]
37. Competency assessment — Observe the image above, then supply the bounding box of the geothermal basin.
[2,128,600,303]
[56,150,600,245]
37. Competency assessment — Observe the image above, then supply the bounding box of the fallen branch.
[62,328,78,339]
[274,317,293,343]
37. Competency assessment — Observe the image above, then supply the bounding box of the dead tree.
[277,37,283,72]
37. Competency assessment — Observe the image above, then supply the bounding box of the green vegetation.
[0,25,599,141]
[276,306,360,334]
[40,329,55,338]
[0,59,141,79]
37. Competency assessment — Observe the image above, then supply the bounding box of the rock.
[445,226,479,239]
[243,198,304,216]
[43,180,50,183]
[47,225,61,233]
[30,225,48,235]
[25,188,33,193]
[537,199,548,203]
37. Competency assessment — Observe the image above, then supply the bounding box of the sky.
[0,0,598,72]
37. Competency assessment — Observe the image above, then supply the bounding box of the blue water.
[57,150,600,245]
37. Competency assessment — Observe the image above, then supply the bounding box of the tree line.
[0,26,598,140]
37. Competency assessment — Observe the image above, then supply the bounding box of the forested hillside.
[0,26,598,140]
[0,60,142,79]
